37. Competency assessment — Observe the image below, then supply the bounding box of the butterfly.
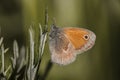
[49,24,96,65]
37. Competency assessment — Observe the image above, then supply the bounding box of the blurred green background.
[0,0,120,80]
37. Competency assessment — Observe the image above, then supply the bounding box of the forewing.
[63,27,96,53]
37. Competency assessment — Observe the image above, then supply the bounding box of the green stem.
[42,60,53,80]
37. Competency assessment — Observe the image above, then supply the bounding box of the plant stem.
[42,60,53,80]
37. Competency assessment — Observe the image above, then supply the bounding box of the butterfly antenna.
[53,17,56,25]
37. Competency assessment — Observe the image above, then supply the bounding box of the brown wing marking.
[63,28,89,50]
[55,33,70,53]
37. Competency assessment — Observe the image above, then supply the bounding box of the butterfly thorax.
[49,25,63,39]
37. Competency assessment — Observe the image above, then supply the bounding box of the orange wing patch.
[63,28,89,50]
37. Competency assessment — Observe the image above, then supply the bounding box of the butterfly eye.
[83,34,89,40]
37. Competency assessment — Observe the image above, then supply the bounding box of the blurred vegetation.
[0,0,120,80]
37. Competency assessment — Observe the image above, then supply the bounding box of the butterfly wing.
[49,25,96,65]
[49,27,76,65]
[63,27,96,54]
